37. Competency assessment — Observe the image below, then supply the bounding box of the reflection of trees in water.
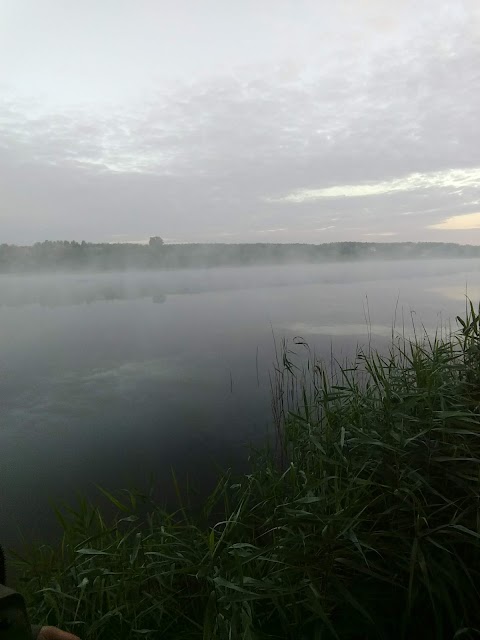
[0,282,169,308]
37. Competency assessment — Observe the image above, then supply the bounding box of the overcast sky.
[1,0,480,245]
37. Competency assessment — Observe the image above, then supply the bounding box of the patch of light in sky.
[429,212,480,230]
[271,167,480,202]
[363,232,398,237]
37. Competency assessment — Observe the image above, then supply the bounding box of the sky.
[1,0,480,245]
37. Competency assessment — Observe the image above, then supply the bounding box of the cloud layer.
[1,1,480,244]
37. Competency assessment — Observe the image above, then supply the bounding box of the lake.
[1,259,479,550]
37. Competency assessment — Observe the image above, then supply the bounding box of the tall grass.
[10,302,480,639]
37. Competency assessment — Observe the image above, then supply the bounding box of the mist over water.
[0,258,479,548]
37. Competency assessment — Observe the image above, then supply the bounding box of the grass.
[9,301,480,639]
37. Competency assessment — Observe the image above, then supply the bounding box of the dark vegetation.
[9,301,480,638]
[1,239,480,273]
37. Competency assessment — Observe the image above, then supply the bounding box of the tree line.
[0,239,478,273]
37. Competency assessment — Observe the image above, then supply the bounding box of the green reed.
[10,301,480,639]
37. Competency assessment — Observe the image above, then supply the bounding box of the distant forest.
[0,238,479,273]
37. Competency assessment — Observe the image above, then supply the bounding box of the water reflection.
[0,259,479,549]
[427,285,480,302]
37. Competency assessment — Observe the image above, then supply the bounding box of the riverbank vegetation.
[10,302,480,639]
[1,240,480,273]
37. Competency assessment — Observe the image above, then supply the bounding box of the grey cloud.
[1,20,480,244]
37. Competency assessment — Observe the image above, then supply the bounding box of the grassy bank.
[10,302,480,639]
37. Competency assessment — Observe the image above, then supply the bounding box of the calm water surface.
[1,259,479,548]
